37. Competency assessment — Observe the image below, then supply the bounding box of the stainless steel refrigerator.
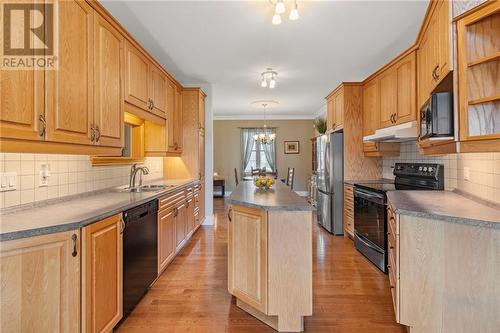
[316,132,343,234]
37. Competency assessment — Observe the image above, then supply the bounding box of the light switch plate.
[0,172,17,192]
[39,170,49,187]
[464,167,470,181]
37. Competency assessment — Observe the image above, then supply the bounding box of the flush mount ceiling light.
[260,68,278,89]
[269,0,300,25]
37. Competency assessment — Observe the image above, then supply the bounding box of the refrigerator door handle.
[324,138,330,193]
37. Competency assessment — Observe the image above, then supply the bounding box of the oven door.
[354,188,386,250]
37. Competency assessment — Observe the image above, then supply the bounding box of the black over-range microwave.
[420,92,454,140]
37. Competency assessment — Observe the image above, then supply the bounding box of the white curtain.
[241,128,256,174]
[262,128,276,171]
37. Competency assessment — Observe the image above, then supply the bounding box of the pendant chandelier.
[270,0,300,25]
[260,68,278,89]
[253,103,276,145]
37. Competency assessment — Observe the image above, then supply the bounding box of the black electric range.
[353,163,444,273]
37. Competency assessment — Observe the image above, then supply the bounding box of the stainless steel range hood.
[363,121,418,143]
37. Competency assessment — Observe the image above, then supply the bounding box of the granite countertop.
[0,178,200,241]
[387,190,500,228]
[344,178,395,185]
[228,180,313,211]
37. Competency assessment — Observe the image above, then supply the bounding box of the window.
[244,141,272,173]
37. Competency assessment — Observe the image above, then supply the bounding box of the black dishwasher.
[123,199,158,316]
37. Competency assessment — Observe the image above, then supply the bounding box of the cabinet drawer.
[159,190,185,211]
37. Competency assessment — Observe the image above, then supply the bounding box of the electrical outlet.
[0,172,17,192]
[38,163,51,187]
[463,167,470,181]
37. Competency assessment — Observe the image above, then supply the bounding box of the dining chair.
[265,169,278,179]
[234,168,239,186]
[251,168,260,176]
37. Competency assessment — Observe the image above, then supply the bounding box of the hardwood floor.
[117,198,405,333]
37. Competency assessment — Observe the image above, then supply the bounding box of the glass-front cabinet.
[457,2,500,143]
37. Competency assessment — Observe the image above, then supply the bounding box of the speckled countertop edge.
[227,198,314,211]
[0,179,200,241]
[387,191,500,229]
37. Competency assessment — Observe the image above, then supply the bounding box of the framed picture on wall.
[284,141,300,154]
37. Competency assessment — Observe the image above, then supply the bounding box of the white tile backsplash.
[0,154,164,209]
[382,141,500,204]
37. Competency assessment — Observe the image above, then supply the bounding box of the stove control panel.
[394,163,444,179]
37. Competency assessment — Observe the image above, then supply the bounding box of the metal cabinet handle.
[432,64,440,81]
[90,125,95,142]
[173,207,178,217]
[71,234,78,257]
[228,207,232,222]
[95,126,101,142]
[151,99,155,110]
[120,216,125,234]
[38,115,46,137]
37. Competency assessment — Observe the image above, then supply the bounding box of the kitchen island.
[228,181,313,332]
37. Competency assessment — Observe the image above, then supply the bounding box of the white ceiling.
[101,0,429,119]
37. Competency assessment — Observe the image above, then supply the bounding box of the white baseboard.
[202,214,214,225]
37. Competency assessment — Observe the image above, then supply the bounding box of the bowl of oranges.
[254,176,275,190]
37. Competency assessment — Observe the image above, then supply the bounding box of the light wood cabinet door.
[82,214,123,333]
[93,14,124,148]
[124,41,150,111]
[158,208,176,273]
[175,203,187,251]
[150,65,167,117]
[198,92,205,129]
[457,2,500,142]
[0,68,44,141]
[327,98,335,131]
[0,230,81,333]
[362,78,380,136]
[228,205,268,313]
[199,182,205,221]
[333,91,344,129]
[174,86,183,152]
[379,68,397,128]
[395,51,417,124]
[46,0,94,145]
[199,129,205,179]
[186,197,195,235]
[436,0,451,80]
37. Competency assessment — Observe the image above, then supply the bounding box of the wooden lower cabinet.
[228,205,268,313]
[343,184,354,238]
[228,204,313,332]
[82,214,123,333]
[0,230,81,333]
[158,208,176,274]
[186,196,196,236]
[175,202,187,251]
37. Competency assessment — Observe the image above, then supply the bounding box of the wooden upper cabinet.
[46,0,94,145]
[150,65,168,117]
[333,90,344,129]
[395,51,417,125]
[417,0,451,108]
[379,68,397,128]
[457,1,500,143]
[124,42,150,111]
[199,129,205,180]
[228,205,268,313]
[362,78,380,136]
[174,86,183,151]
[198,92,206,129]
[93,14,124,148]
[158,208,176,274]
[0,67,44,141]
[326,88,344,131]
[0,230,81,333]
[82,214,123,333]
[327,98,335,131]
